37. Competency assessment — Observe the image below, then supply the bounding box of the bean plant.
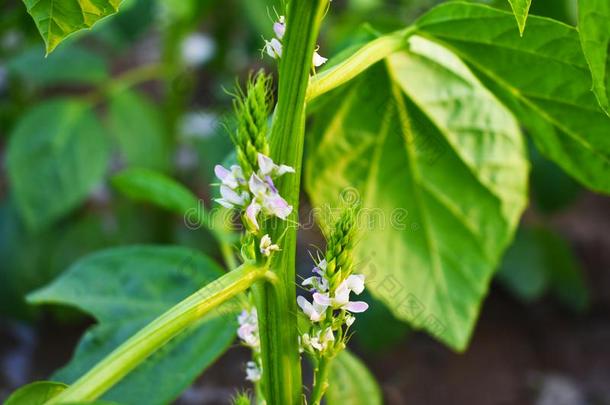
[3,0,609,404]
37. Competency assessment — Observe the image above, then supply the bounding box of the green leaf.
[22,0,124,54]
[497,226,589,310]
[306,36,528,351]
[7,99,110,231]
[496,227,550,302]
[415,2,610,194]
[327,351,382,405]
[27,245,237,405]
[537,228,590,311]
[507,0,532,34]
[4,381,67,405]
[107,91,170,171]
[111,168,198,216]
[578,0,610,115]
[7,45,108,86]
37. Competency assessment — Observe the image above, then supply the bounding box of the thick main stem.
[46,263,266,404]
[256,1,328,404]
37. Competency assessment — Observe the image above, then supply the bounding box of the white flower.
[297,296,328,322]
[301,327,334,352]
[237,308,259,349]
[260,234,280,256]
[264,17,327,68]
[312,51,328,67]
[245,173,292,230]
[245,361,261,382]
[216,185,249,209]
[273,16,285,39]
[302,275,329,293]
[264,38,282,59]
[257,153,295,177]
[313,274,368,313]
[215,164,246,189]
[301,259,329,293]
[345,314,356,327]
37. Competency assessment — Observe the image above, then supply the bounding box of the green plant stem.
[45,263,269,404]
[255,1,329,404]
[306,26,415,101]
[310,356,332,405]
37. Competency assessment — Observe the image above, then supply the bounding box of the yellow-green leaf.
[306,36,528,351]
[508,0,532,35]
[22,0,123,54]
[578,0,610,115]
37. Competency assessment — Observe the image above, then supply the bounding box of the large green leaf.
[111,168,198,216]
[415,2,610,194]
[326,351,382,405]
[578,0,610,115]
[7,99,110,231]
[27,246,237,405]
[306,36,528,350]
[4,381,67,405]
[22,0,124,54]
[107,91,170,171]
[507,0,532,34]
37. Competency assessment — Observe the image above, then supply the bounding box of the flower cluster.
[264,15,328,68]
[215,152,294,233]
[237,308,262,382]
[297,209,368,357]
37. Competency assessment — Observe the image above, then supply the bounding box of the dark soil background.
[1,194,608,405]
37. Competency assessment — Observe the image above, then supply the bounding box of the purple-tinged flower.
[237,308,259,349]
[273,16,285,39]
[264,38,282,59]
[257,153,295,177]
[297,296,328,322]
[216,185,249,209]
[312,274,368,313]
[214,164,245,189]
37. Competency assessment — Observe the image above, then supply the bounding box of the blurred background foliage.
[0,0,607,402]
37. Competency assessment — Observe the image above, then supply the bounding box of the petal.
[248,174,268,196]
[214,198,233,209]
[345,301,369,313]
[265,175,278,194]
[297,296,313,316]
[312,51,327,67]
[265,38,282,58]
[333,282,351,306]
[313,292,332,306]
[346,274,366,295]
[277,164,295,176]
[230,165,246,183]
[265,194,292,219]
[257,153,276,176]
[273,17,285,39]
[245,201,261,230]
[220,185,246,205]
[301,276,318,287]
[214,164,230,181]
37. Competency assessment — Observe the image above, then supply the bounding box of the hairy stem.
[255,1,328,404]
[306,26,415,101]
[46,263,268,404]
